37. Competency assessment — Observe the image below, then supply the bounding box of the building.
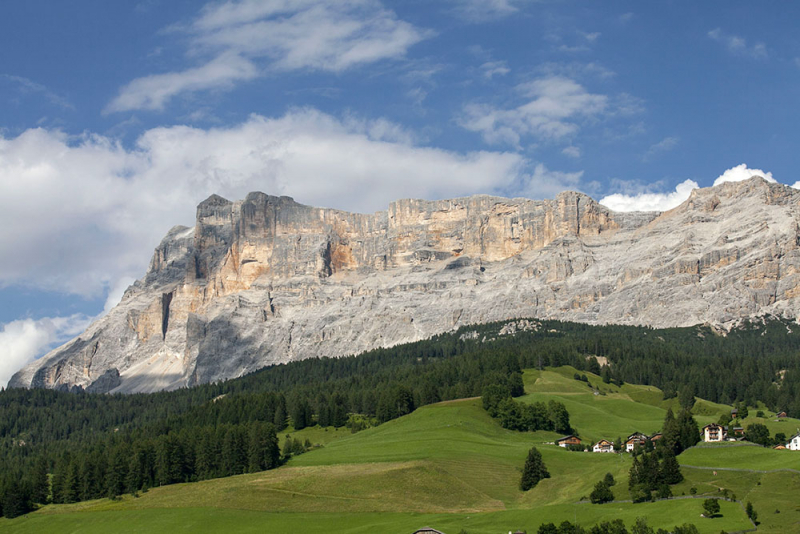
[625,432,648,452]
[556,435,582,448]
[649,432,663,442]
[728,427,744,440]
[774,444,787,450]
[789,432,800,451]
[702,423,726,442]
[731,408,738,419]
[777,411,787,419]
[592,439,614,453]
[413,529,446,534]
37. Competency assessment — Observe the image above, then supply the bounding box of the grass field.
[2,366,794,533]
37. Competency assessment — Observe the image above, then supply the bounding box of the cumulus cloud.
[108,0,431,112]
[708,28,767,59]
[599,163,778,213]
[459,76,608,147]
[0,314,92,388]
[712,163,775,186]
[599,179,699,212]
[0,108,579,300]
[561,146,581,158]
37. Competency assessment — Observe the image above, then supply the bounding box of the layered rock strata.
[11,177,800,393]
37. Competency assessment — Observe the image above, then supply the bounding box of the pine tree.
[30,456,49,505]
[520,447,550,491]
[660,449,683,484]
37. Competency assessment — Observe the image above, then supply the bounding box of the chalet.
[702,423,726,442]
[625,432,648,452]
[777,411,787,419]
[649,432,663,442]
[731,408,738,418]
[556,435,582,448]
[592,439,614,453]
[728,427,744,439]
[789,432,800,451]
[774,444,787,450]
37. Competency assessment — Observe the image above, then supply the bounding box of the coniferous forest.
[3,317,800,517]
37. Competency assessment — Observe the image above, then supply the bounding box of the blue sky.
[2,0,800,385]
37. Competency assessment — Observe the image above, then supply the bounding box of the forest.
[2,316,800,517]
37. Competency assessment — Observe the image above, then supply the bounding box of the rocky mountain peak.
[10,180,800,394]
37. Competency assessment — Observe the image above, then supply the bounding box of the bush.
[520,447,550,491]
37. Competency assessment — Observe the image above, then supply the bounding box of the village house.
[731,408,738,419]
[774,444,787,450]
[727,426,744,440]
[649,432,663,442]
[777,411,787,419]
[592,439,614,453]
[789,432,800,451]
[702,423,726,442]
[556,435,582,448]
[625,432,648,452]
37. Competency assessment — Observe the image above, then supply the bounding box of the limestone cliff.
[11,176,800,393]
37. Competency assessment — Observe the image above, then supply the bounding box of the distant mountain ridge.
[10,176,800,393]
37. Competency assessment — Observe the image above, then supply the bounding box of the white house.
[789,432,800,451]
[592,439,614,453]
[702,423,726,442]
[625,432,648,452]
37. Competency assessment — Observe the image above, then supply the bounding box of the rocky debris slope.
[10,177,800,393]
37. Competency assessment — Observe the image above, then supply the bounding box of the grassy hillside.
[3,368,775,533]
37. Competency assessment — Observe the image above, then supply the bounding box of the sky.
[2,1,800,386]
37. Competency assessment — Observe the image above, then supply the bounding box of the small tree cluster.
[483,385,572,434]
[628,448,682,502]
[536,517,698,534]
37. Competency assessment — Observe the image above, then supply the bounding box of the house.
[556,435,582,448]
[789,432,800,451]
[702,423,726,442]
[413,529,446,534]
[592,439,614,453]
[730,427,744,438]
[625,432,648,452]
[649,432,663,442]
[774,444,787,450]
[777,411,787,419]
[731,408,738,418]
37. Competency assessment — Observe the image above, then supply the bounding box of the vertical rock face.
[11,176,800,393]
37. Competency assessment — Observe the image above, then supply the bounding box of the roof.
[702,423,722,430]
[413,529,446,534]
[594,439,612,445]
[626,432,646,439]
[557,435,581,442]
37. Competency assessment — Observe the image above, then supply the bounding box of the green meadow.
[3,367,796,533]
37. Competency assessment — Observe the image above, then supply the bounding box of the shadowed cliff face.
[11,177,800,393]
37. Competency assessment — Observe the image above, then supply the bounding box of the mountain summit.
[10,176,800,393]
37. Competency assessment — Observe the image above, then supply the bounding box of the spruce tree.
[589,480,614,504]
[660,449,683,484]
[520,447,550,491]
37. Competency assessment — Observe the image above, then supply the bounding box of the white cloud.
[459,76,607,147]
[562,146,581,158]
[712,163,775,186]
[519,164,583,198]
[480,61,511,79]
[106,52,258,113]
[2,75,74,110]
[643,136,679,161]
[599,164,779,213]
[0,108,579,300]
[448,0,526,22]
[599,179,699,212]
[0,314,92,388]
[708,28,767,59]
[109,0,430,112]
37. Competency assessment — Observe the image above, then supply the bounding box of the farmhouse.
[625,432,648,452]
[556,435,582,448]
[649,432,663,442]
[702,423,726,442]
[777,411,787,419]
[774,444,787,450]
[731,408,738,419]
[592,439,614,453]
[789,432,800,451]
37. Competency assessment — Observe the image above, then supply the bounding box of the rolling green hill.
[6,367,794,533]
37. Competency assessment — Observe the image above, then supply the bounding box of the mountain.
[10,176,800,393]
